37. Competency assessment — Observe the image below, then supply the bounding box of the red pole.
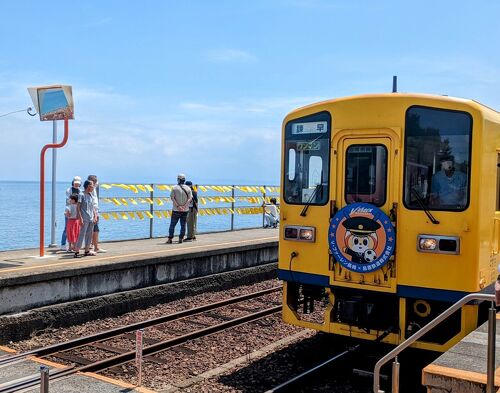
[40,118,69,257]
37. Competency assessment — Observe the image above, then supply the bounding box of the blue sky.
[1,1,499,185]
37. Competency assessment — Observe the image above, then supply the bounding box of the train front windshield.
[404,106,472,211]
[283,112,331,205]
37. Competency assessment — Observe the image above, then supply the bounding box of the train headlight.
[299,228,314,241]
[419,237,437,251]
[284,226,316,242]
[417,235,460,254]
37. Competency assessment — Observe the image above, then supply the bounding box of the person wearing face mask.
[430,155,467,207]
[87,175,106,252]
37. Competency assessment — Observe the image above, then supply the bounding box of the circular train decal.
[329,203,395,273]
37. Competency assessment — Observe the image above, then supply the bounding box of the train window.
[283,111,331,205]
[288,149,296,181]
[404,106,472,211]
[309,156,323,186]
[344,145,387,206]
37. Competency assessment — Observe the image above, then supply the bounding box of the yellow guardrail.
[100,183,279,193]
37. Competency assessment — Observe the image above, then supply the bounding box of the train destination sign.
[291,121,327,135]
[328,202,395,273]
[296,141,321,151]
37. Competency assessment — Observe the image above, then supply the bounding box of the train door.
[493,152,500,275]
[336,136,394,212]
[330,132,399,291]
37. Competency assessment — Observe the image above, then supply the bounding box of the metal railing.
[98,183,280,239]
[374,293,496,393]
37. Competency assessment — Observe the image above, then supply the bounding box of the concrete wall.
[0,263,277,344]
[0,241,278,315]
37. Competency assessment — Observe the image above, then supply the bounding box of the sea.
[0,181,273,251]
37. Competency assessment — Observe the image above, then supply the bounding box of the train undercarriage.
[282,282,481,351]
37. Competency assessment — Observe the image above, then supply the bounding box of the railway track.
[265,345,360,393]
[265,327,396,392]
[0,286,281,392]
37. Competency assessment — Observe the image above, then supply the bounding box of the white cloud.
[179,102,237,113]
[0,74,291,183]
[247,96,328,112]
[180,95,326,115]
[205,49,257,64]
[76,87,133,105]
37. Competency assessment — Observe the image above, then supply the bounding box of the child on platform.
[64,194,81,252]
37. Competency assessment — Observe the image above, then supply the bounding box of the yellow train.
[278,93,500,351]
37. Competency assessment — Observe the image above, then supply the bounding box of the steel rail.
[264,345,359,393]
[0,305,281,392]
[0,286,280,367]
[264,324,394,392]
[75,304,281,373]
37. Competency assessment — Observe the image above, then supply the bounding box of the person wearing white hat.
[166,173,192,244]
[61,176,82,251]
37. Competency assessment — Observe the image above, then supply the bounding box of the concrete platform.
[0,229,278,392]
[0,228,278,315]
[422,316,500,392]
[0,347,151,392]
[23,374,151,393]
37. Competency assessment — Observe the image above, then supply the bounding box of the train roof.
[287,92,500,121]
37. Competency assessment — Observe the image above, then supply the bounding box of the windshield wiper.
[411,187,439,224]
[300,183,322,217]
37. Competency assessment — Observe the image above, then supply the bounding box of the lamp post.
[49,120,57,248]
[28,85,74,257]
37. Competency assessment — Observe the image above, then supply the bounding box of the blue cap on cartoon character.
[342,216,381,264]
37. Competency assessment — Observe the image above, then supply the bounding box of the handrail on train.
[374,293,497,393]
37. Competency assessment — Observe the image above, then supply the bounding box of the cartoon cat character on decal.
[341,216,381,264]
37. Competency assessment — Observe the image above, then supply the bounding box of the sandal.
[74,252,80,258]
[84,251,97,257]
